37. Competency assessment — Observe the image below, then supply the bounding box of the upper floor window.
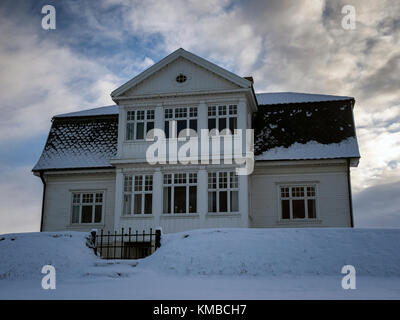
[123,174,153,215]
[279,185,317,220]
[164,107,197,138]
[126,109,154,141]
[163,172,197,214]
[208,105,237,134]
[71,191,104,224]
[208,171,239,213]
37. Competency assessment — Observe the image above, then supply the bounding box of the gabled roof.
[33,92,360,172]
[111,48,253,98]
[54,105,118,118]
[254,98,360,164]
[256,92,354,105]
[32,115,118,172]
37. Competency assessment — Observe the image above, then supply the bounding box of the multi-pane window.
[208,171,239,213]
[280,185,317,220]
[71,192,104,224]
[123,174,153,215]
[208,105,237,134]
[163,173,197,214]
[164,107,197,138]
[126,109,155,140]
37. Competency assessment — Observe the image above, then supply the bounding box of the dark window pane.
[308,199,316,218]
[81,205,92,223]
[174,186,186,213]
[229,117,237,133]
[164,121,170,138]
[281,200,290,219]
[189,119,197,133]
[292,200,305,219]
[144,194,152,214]
[94,205,102,223]
[189,186,197,213]
[219,118,227,132]
[177,120,186,136]
[126,123,135,140]
[134,194,142,214]
[72,205,80,223]
[208,191,216,212]
[219,191,227,212]
[136,122,144,140]
[208,118,216,131]
[146,121,154,139]
[163,187,171,213]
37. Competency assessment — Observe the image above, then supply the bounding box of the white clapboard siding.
[250,160,351,228]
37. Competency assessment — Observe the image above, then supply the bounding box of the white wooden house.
[33,48,360,233]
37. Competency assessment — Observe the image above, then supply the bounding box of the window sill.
[161,213,199,218]
[121,214,154,219]
[206,212,241,217]
[66,223,105,228]
[277,219,322,225]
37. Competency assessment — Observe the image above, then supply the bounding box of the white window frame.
[123,174,153,215]
[164,106,197,138]
[126,109,155,141]
[163,172,197,214]
[278,184,318,221]
[208,104,238,134]
[70,191,105,224]
[208,171,239,213]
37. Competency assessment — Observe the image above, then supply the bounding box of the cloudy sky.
[0,0,399,234]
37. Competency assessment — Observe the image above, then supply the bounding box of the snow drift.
[0,232,97,280]
[141,228,400,277]
[1,228,400,281]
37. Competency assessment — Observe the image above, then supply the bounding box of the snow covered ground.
[1,228,400,299]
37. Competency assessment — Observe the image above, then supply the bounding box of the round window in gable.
[175,73,187,83]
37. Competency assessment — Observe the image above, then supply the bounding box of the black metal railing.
[89,228,161,259]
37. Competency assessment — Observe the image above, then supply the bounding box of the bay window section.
[164,107,197,138]
[71,191,104,224]
[126,109,155,141]
[208,105,237,134]
[208,171,239,213]
[280,185,317,220]
[163,173,197,214]
[123,174,153,215]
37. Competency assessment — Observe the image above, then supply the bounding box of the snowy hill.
[1,228,400,299]
[142,228,400,277]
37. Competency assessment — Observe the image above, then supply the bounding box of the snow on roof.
[32,117,118,171]
[256,92,354,105]
[255,137,360,161]
[54,105,118,118]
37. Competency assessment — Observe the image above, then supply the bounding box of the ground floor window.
[163,172,197,214]
[123,174,153,215]
[71,191,104,224]
[279,185,317,220]
[208,171,239,213]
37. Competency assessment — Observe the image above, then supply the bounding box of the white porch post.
[155,104,163,130]
[197,167,208,227]
[153,168,163,228]
[237,98,247,156]
[239,174,249,227]
[114,168,123,231]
